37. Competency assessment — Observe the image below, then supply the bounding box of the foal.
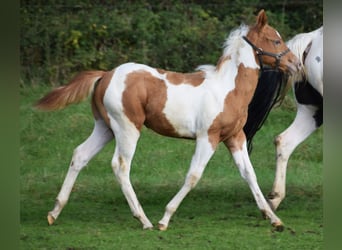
[36,10,300,231]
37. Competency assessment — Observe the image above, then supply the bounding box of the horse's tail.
[35,71,106,111]
[243,69,288,153]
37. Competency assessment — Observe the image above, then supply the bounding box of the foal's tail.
[35,71,106,111]
[243,69,288,153]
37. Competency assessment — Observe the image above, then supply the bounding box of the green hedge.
[20,1,322,85]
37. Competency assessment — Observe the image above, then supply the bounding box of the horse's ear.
[256,9,268,30]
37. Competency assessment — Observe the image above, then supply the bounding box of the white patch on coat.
[304,28,323,96]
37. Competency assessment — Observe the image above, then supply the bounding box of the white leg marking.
[269,104,318,210]
[48,119,114,224]
[230,141,283,229]
[158,136,215,230]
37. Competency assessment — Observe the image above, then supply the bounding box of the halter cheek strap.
[242,36,290,71]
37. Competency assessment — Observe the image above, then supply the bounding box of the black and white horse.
[268,26,323,210]
[243,26,323,210]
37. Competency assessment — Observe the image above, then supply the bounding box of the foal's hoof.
[47,213,55,225]
[158,223,168,231]
[272,221,284,232]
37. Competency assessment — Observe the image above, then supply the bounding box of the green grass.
[20,85,322,249]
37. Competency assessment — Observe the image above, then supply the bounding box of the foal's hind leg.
[224,131,283,231]
[47,119,113,225]
[110,123,153,229]
[268,104,319,210]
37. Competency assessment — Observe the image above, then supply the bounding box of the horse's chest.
[207,92,249,141]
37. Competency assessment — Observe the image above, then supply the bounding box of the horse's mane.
[244,68,285,153]
[286,26,322,65]
[262,26,322,107]
[221,24,250,60]
[196,24,251,76]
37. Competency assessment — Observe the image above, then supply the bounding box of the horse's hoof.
[158,223,168,231]
[272,221,284,232]
[47,213,55,225]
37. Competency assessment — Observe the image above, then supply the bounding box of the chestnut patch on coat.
[122,71,182,137]
[92,69,115,126]
[167,71,205,86]
[223,130,246,152]
[208,64,258,150]
[157,68,205,86]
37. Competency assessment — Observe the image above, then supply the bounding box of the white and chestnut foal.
[36,10,300,231]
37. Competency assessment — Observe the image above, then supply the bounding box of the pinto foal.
[36,10,300,231]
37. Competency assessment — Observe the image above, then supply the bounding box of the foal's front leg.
[158,136,216,231]
[224,131,283,231]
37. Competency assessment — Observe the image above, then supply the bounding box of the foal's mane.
[221,24,250,61]
[196,24,250,76]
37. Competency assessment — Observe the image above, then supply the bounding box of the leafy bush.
[20,0,322,85]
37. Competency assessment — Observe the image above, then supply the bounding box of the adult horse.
[35,10,300,231]
[242,26,322,210]
[267,27,323,210]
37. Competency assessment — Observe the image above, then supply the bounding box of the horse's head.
[244,10,301,74]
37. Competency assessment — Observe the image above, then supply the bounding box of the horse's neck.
[216,51,259,87]
[209,57,259,109]
[232,64,259,102]
[287,28,323,94]
[287,31,319,63]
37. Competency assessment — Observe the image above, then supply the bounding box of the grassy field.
[20,85,322,249]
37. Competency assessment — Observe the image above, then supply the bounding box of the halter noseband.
[242,36,290,71]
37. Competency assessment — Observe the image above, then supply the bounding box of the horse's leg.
[224,131,283,231]
[158,136,216,231]
[47,119,114,225]
[110,123,153,230]
[268,104,319,210]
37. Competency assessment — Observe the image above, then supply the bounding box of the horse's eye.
[274,40,281,45]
